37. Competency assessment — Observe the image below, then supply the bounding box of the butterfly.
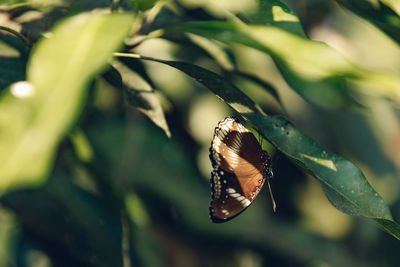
[209,117,275,223]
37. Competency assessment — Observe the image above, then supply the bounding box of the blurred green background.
[1,0,400,266]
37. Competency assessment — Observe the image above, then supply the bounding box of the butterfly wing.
[210,167,254,222]
[209,117,269,222]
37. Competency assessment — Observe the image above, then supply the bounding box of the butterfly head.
[261,150,273,180]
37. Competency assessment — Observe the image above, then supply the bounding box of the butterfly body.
[209,117,273,223]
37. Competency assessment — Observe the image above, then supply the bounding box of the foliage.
[1,0,400,266]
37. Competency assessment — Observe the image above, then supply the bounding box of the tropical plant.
[1,0,400,266]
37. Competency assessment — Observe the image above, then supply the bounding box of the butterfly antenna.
[267,180,277,212]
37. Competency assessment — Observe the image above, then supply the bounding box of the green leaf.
[374,218,400,238]
[336,0,400,44]
[0,12,134,194]
[130,0,159,11]
[182,33,281,104]
[226,69,281,104]
[69,128,94,163]
[185,33,236,71]
[112,61,171,138]
[260,115,391,221]
[116,54,400,239]
[244,0,305,37]
[165,21,400,109]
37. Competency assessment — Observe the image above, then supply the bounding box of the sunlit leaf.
[165,21,400,109]
[69,128,94,163]
[0,12,134,194]
[245,0,305,36]
[336,0,400,44]
[185,33,235,71]
[177,0,258,18]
